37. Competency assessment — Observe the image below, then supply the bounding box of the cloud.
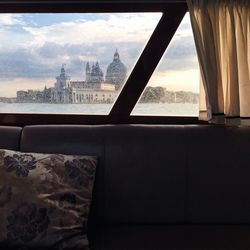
[23,13,161,47]
[153,12,198,72]
[0,77,54,97]
[0,13,159,86]
[173,12,194,41]
[0,12,200,97]
[146,13,200,93]
[0,49,53,80]
[153,33,198,73]
[0,14,23,26]
[148,69,200,93]
[0,39,145,82]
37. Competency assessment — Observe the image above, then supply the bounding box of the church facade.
[51,50,127,104]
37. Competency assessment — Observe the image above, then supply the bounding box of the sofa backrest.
[20,125,106,224]
[186,125,250,224]
[2,124,250,225]
[101,125,187,224]
[0,126,22,150]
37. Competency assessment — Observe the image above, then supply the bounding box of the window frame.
[0,0,206,125]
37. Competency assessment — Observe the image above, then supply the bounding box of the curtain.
[187,0,250,124]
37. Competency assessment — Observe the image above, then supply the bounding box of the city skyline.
[0,13,199,97]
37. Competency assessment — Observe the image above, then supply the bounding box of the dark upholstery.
[90,224,250,250]
[103,125,186,224]
[0,126,22,150]
[187,126,250,224]
[1,124,250,249]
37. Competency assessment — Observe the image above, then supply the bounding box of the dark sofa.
[1,124,250,250]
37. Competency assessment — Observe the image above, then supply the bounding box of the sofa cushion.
[20,124,250,227]
[21,125,188,224]
[187,126,250,224]
[0,126,22,150]
[89,224,250,250]
[103,125,187,224]
[0,149,97,250]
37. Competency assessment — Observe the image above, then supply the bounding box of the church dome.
[106,49,127,89]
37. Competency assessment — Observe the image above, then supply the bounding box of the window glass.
[0,13,161,114]
[132,12,200,117]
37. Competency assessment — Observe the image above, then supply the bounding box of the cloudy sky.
[0,12,199,97]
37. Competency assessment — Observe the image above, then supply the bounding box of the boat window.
[0,13,161,115]
[131,12,199,117]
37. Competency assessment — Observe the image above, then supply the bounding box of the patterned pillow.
[0,149,98,250]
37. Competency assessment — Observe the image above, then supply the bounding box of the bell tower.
[114,48,120,61]
[86,62,91,82]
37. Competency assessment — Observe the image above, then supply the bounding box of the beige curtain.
[187,0,250,124]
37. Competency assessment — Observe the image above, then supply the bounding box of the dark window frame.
[0,0,206,126]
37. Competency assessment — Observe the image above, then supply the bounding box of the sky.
[0,12,199,97]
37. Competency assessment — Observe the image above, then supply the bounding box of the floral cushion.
[0,149,98,250]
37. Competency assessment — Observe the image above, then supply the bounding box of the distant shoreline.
[0,100,198,104]
[0,87,199,104]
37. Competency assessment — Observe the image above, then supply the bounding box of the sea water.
[0,102,199,116]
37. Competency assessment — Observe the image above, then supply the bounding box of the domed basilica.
[85,49,127,89]
[105,49,127,89]
[51,50,127,104]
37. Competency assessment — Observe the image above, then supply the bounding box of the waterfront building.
[70,81,115,104]
[15,50,127,104]
[17,89,45,103]
[50,50,126,104]
[51,64,71,103]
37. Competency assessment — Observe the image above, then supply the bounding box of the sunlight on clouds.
[78,55,97,62]
[23,13,162,47]
[0,12,201,98]
[0,78,54,97]
[173,12,193,40]
[0,13,162,96]
[143,12,200,93]
[149,69,200,93]
[0,14,23,26]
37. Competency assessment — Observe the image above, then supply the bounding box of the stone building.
[16,50,127,104]
[51,64,71,103]
[51,50,127,104]
[70,81,115,104]
[17,89,46,103]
